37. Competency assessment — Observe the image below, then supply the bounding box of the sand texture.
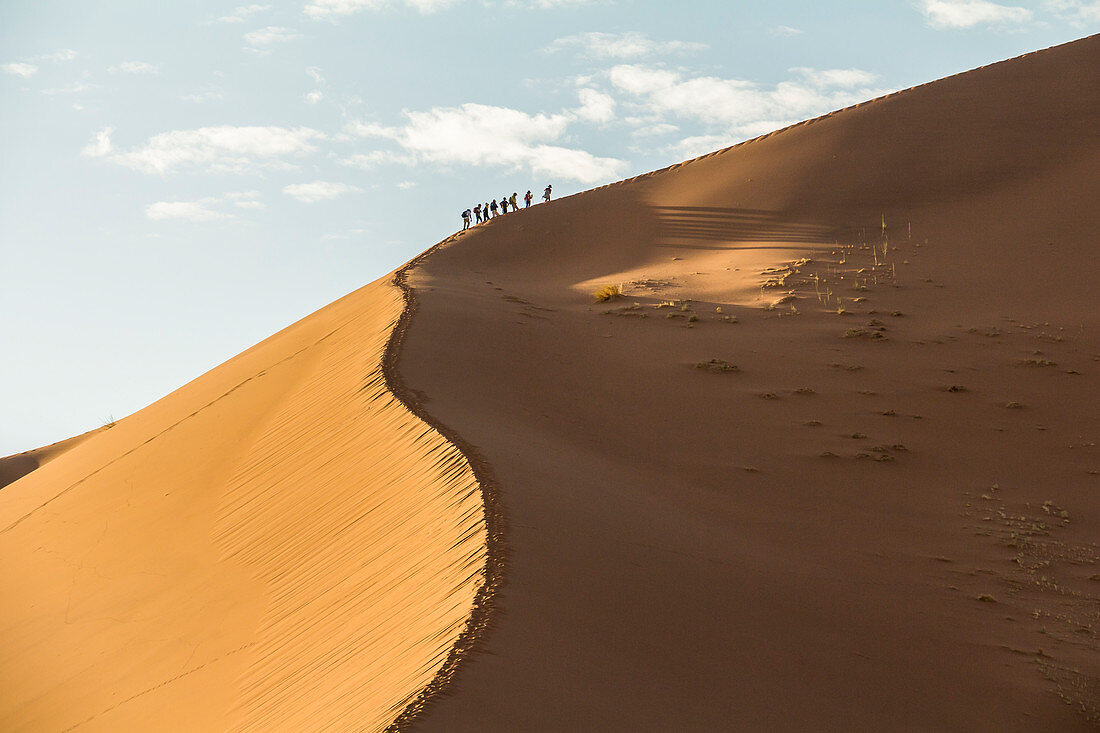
[0,278,486,731]
[3,34,1099,733]
[396,36,1100,731]
[0,429,105,490]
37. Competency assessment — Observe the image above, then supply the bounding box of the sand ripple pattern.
[213,283,487,732]
[0,279,486,732]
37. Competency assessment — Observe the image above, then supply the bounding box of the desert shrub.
[592,284,622,302]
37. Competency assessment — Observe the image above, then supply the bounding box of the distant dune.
[3,34,1099,732]
[0,428,103,490]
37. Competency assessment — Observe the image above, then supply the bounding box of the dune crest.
[0,278,487,731]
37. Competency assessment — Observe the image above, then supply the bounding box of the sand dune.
[0,428,104,490]
[0,279,485,731]
[3,34,1098,732]
[396,36,1100,730]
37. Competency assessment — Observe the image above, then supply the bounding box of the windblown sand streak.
[0,278,487,731]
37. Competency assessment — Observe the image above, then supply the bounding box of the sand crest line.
[381,232,508,732]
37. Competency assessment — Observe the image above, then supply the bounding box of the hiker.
[509,192,519,211]
[474,203,482,224]
[524,190,533,208]
[500,196,509,214]
[489,199,498,218]
[461,208,472,230]
[543,184,552,202]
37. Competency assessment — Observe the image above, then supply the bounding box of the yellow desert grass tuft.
[592,283,623,302]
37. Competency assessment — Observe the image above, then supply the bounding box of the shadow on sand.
[653,206,838,251]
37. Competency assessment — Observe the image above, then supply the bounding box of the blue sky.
[1,1,1096,454]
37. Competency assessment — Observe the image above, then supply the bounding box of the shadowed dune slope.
[0,428,104,490]
[398,36,1100,730]
[0,278,486,731]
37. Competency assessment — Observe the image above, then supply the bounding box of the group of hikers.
[461,184,552,230]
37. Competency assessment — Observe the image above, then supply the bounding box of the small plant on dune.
[592,283,623,302]
[695,359,739,373]
[103,414,117,428]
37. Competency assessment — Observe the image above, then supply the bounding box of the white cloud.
[283,180,362,202]
[918,0,1033,28]
[34,49,77,63]
[1044,0,1100,24]
[42,83,96,95]
[244,26,301,46]
[546,32,706,59]
[608,64,886,133]
[348,102,624,183]
[304,0,459,19]
[304,67,325,103]
[672,133,746,160]
[632,122,678,137]
[214,4,271,23]
[341,149,417,167]
[575,88,615,123]
[791,67,878,87]
[397,180,416,189]
[771,25,804,37]
[4,49,76,78]
[81,127,114,158]
[87,125,324,174]
[109,61,159,74]
[2,62,38,78]
[146,200,230,221]
[146,191,265,220]
[226,190,266,209]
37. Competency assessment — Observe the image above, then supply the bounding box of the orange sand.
[3,34,1099,733]
[0,279,485,731]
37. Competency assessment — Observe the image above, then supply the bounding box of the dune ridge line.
[0,272,497,731]
[382,233,508,733]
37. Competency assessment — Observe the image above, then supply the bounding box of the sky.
[1,1,1097,454]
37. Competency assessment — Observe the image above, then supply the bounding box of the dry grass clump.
[593,284,623,302]
[843,328,887,340]
[695,359,739,373]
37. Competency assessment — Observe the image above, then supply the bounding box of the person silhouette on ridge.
[524,190,533,208]
[543,184,552,203]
